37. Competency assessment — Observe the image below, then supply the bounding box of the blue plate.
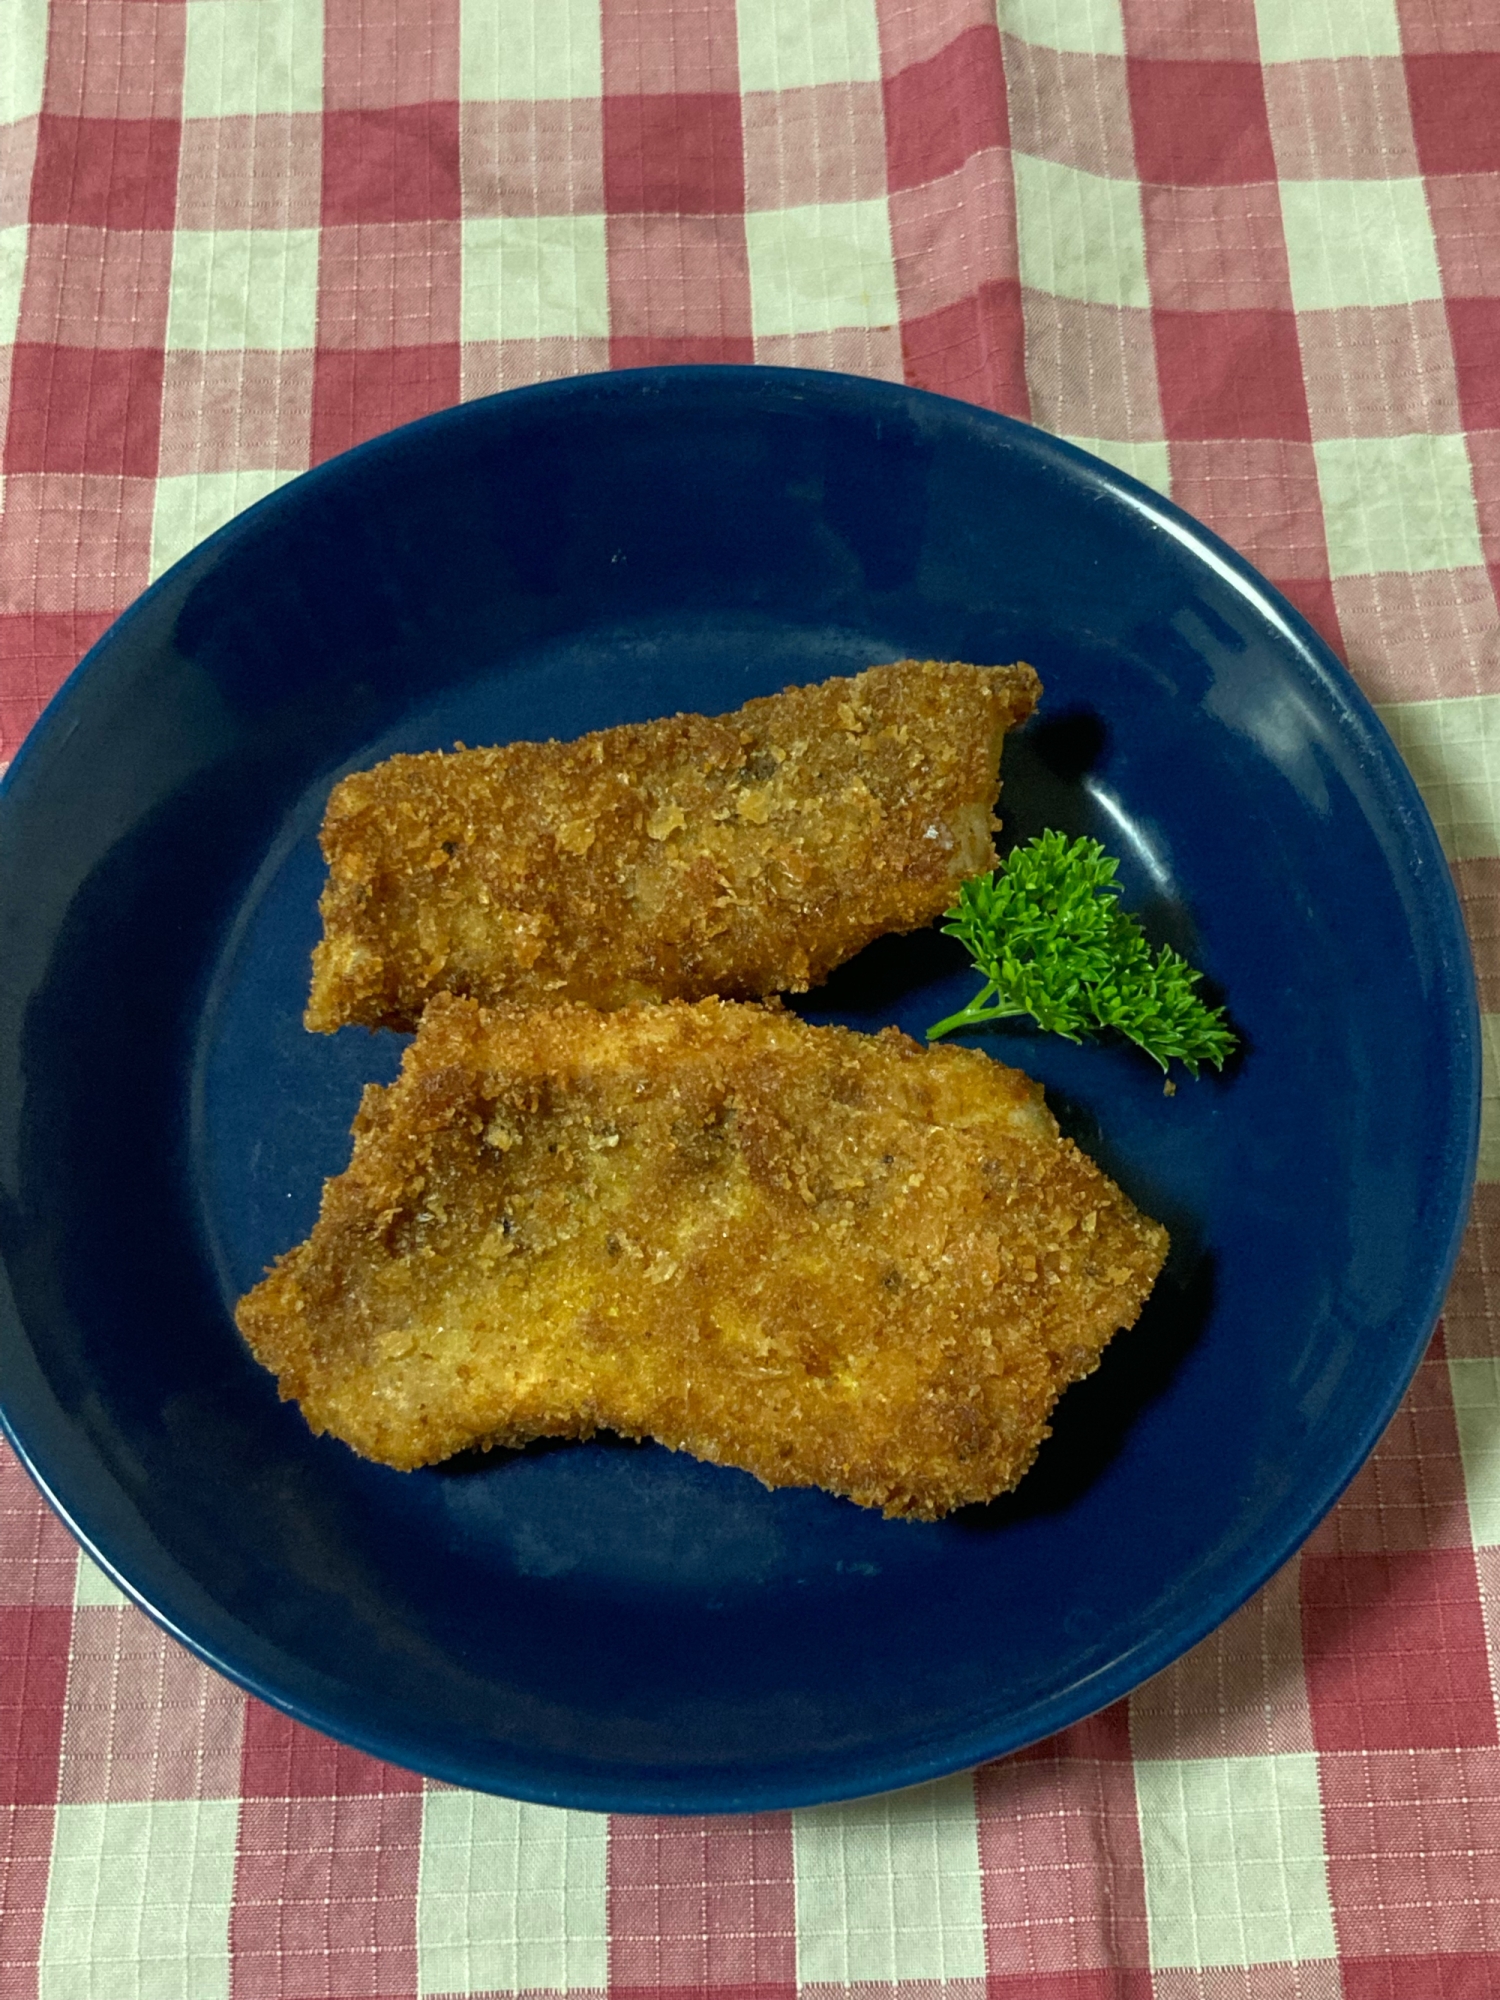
[0,368,1479,1811]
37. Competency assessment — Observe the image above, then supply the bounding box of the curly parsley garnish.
[927,830,1237,1077]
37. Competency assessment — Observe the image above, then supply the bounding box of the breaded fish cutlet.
[305,659,1040,1033]
[237,995,1168,1518]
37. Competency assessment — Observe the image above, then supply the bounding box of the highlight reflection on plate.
[0,368,1478,1811]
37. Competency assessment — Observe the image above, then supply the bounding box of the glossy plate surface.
[0,368,1479,1811]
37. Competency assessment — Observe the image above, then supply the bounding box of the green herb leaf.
[927,830,1237,1076]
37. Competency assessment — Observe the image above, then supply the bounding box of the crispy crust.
[305,659,1040,1032]
[237,996,1167,1517]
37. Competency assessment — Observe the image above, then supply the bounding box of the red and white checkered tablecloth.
[5,0,1500,1993]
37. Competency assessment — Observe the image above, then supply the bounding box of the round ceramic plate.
[0,368,1479,1810]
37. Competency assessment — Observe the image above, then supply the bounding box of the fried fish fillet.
[305,659,1040,1033]
[237,995,1167,1517]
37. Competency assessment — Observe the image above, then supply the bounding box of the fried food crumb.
[305,659,1040,1032]
[237,995,1168,1518]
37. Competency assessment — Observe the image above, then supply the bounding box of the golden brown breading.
[305,659,1040,1033]
[237,995,1167,1517]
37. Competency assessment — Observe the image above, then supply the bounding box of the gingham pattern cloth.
[3,0,1500,1993]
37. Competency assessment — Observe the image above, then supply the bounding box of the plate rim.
[0,364,1482,1811]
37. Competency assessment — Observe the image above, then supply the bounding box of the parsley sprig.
[927,830,1237,1076]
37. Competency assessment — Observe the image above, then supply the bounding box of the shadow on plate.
[999,708,1108,845]
[956,1234,1214,1531]
[796,923,971,1019]
[430,1432,608,1478]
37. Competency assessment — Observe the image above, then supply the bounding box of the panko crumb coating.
[237,995,1168,1518]
[305,659,1040,1033]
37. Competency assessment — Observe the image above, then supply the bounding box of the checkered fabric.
[4,0,1500,1992]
